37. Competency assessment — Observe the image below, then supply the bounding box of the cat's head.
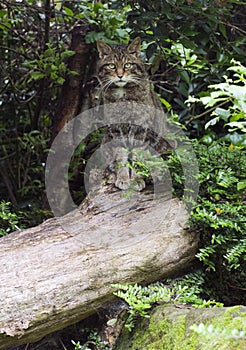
[97,37,147,88]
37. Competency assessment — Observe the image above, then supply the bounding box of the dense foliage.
[0,1,245,346]
[183,142,245,305]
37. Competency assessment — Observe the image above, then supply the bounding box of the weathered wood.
[0,188,199,349]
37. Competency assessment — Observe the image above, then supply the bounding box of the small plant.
[113,279,223,331]
[113,283,173,331]
[0,201,20,236]
[168,271,223,308]
[72,340,89,350]
[72,329,110,350]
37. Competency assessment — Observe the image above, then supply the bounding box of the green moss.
[145,315,197,350]
[196,306,246,350]
[115,305,246,350]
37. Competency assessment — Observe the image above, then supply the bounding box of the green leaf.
[228,62,246,76]
[64,7,74,16]
[159,98,171,110]
[61,50,75,59]
[230,112,245,122]
[179,70,190,84]
[44,48,54,57]
[200,135,214,145]
[222,132,246,146]
[205,117,220,129]
[31,71,45,81]
[0,9,7,17]
[201,96,227,107]
[219,23,227,40]
[237,181,246,191]
[226,84,246,100]
[226,121,246,133]
[56,77,65,85]
[179,38,197,50]
[213,108,230,121]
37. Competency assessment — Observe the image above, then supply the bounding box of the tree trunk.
[51,23,95,140]
[0,187,198,349]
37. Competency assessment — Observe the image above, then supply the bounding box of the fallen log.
[0,187,199,349]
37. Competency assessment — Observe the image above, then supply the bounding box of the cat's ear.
[97,40,112,59]
[127,37,141,57]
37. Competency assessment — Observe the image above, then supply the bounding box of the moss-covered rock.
[115,304,246,350]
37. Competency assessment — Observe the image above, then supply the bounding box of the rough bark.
[45,23,98,214]
[0,187,198,349]
[51,23,94,140]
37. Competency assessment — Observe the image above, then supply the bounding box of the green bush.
[0,201,20,236]
[188,142,245,304]
[187,59,246,145]
[164,140,245,304]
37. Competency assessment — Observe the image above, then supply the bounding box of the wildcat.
[95,37,170,191]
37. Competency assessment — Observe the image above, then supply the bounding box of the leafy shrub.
[64,1,131,44]
[113,280,223,331]
[128,0,245,134]
[72,329,110,350]
[0,201,20,236]
[164,139,245,304]
[189,142,245,304]
[25,44,77,85]
[187,59,246,145]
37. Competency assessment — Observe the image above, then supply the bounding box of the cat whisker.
[127,76,146,89]
[99,79,115,95]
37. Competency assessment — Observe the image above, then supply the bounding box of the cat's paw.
[115,167,131,190]
[115,167,146,191]
[130,169,146,191]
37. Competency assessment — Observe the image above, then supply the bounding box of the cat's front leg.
[115,166,131,190]
[114,147,131,190]
[115,147,145,191]
[116,166,145,191]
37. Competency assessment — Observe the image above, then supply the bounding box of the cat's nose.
[117,69,124,79]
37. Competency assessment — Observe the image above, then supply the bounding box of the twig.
[185,100,229,125]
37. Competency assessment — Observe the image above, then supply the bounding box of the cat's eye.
[107,63,116,70]
[124,63,132,69]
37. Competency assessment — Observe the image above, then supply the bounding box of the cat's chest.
[109,86,147,102]
[113,87,126,99]
[103,85,153,104]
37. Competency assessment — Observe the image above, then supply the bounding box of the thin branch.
[0,165,17,206]
[221,21,246,36]
[0,45,30,59]
[185,100,229,125]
